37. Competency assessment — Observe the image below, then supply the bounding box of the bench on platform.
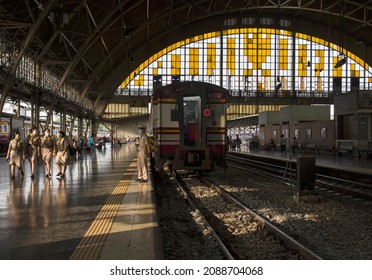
[301,144,317,154]
[357,146,372,159]
[317,145,335,155]
[337,145,354,157]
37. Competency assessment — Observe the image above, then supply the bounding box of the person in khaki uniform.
[26,127,40,178]
[6,131,25,179]
[40,128,55,178]
[54,131,70,177]
[136,126,151,182]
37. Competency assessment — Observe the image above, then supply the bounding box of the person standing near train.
[26,126,40,178]
[136,126,151,183]
[280,133,287,157]
[40,128,55,178]
[6,131,25,179]
[55,131,70,177]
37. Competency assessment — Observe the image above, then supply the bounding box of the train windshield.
[183,96,201,148]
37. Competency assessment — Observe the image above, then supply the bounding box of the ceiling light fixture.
[334,0,347,69]
[334,57,347,68]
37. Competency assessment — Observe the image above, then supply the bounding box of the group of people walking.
[5,125,152,184]
[5,128,71,179]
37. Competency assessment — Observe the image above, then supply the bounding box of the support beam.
[0,0,58,113]
[69,115,77,137]
[44,94,58,130]
[55,1,129,99]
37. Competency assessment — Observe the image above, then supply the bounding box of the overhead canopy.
[227,115,259,129]
[1,0,371,117]
[107,113,150,136]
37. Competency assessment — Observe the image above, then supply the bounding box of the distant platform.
[228,147,372,176]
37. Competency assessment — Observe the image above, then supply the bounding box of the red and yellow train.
[149,81,230,171]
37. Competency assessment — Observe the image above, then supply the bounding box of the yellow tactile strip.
[70,160,137,260]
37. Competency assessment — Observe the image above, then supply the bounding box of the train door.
[182,96,202,148]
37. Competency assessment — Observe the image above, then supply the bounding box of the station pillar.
[78,116,83,137]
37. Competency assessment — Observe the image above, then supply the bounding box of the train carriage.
[0,117,11,152]
[150,81,229,171]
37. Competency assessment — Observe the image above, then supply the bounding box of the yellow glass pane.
[350,64,360,77]
[207,43,216,75]
[190,48,199,76]
[333,57,342,77]
[227,38,236,75]
[300,77,305,90]
[243,69,253,76]
[317,77,322,92]
[171,54,181,75]
[134,75,145,86]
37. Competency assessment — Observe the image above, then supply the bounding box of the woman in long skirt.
[6,131,25,179]
[55,131,70,177]
[27,127,40,178]
[40,128,55,178]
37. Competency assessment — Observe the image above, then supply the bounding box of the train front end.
[151,81,229,172]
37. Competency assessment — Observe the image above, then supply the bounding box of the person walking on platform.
[40,128,55,178]
[6,131,25,179]
[291,137,299,153]
[88,135,94,150]
[136,126,151,183]
[236,135,241,151]
[26,127,40,178]
[280,134,287,157]
[55,131,70,178]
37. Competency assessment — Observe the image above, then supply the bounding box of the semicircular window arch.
[117,28,372,96]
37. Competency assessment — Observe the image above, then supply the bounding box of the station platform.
[0,143,162,260]
[230,146,372,176]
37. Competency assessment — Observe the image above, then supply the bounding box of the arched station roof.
[1,0,372,118]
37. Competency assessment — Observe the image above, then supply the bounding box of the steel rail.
[173,174,235,260]
[200,177,323,260]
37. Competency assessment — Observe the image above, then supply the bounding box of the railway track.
[174,172,322,260]
[226,153,372,205]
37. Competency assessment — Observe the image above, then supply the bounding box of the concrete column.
[92,119,99,144]
[31,98,35,127]
[85,119,91,138]
[50,110,54,135]
[62,108,67,132]
[78,116,83,137]
[34,91,40,129]
[110,123,114,144]
[17,101,21,118]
